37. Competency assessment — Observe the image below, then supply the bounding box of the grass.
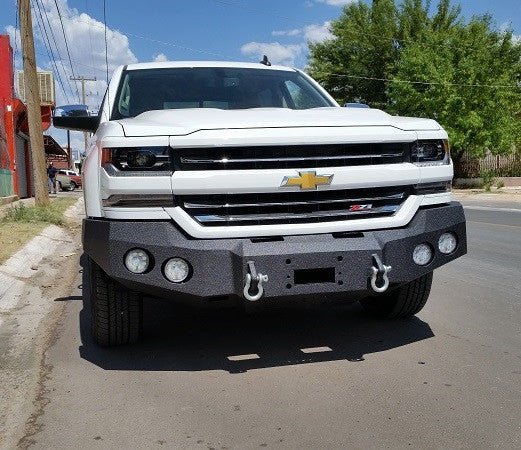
[0,197,77,264]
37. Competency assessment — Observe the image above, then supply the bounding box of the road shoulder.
[0,199,83,449]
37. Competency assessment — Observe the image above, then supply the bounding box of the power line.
[35,0,77,101]
[206,0,519,56]
[103,0,109,85]
[52,0,82,102]
[124,31,236,60]
[32,0,71,103]
[313,72,521,90]
[85,0,96,74]
[72,15,238,60]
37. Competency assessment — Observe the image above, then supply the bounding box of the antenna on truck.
[260,55,272,66]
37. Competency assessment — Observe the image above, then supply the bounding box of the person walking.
[47,162,58,194]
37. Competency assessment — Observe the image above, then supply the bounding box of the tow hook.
[243,261,269,302]
[370,253,392,293]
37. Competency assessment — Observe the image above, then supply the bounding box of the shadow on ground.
[76,255,434,373]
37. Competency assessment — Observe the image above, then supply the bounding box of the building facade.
[0,34,67,200]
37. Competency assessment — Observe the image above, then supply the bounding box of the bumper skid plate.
[83,202,467,301]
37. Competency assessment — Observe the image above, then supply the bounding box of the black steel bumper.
[83,202,467,301]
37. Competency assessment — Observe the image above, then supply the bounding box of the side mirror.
[53,104,99,132]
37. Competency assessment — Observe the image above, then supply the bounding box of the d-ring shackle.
[370,253,392,293]
[243,261,269,302]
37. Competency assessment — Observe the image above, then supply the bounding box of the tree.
[307,0,521,158]
[308,0,400,108]
[390,15,521,158]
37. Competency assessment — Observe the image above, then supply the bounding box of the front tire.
[88,258,143,346]
[68,181,77,191]
[360,272,433,318]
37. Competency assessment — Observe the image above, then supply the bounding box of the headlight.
[411,140,450,166]
[101,146,172,172]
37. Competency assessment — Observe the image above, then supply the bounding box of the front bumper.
[83,202,466,300]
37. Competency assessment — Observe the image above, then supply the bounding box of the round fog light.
[164,258,190,283]
[438,232,457,254]
[413,243,433,266]
[124,249,150,274]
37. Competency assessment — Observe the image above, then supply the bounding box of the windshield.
[111,67,334,119]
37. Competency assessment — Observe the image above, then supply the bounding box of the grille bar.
[175,143,411,170]
[194,205,399,224]
[179,186,410,227]
[183,192,405,210]
[180,152,403,165]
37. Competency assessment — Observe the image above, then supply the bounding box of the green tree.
[308,0,521,158]
[308,0,399,108]
[390,16,521,159]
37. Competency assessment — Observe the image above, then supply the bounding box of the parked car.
[56,169,82,191]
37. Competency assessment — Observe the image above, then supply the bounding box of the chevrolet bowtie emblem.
[281,171,334,190]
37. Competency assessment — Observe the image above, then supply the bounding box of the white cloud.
[7,0,139,157]
[153,53,169,62]
[315,0,355,6]
[303,21,333,43]
[269,22,333,44]
[272,29,302,37]
[5,25,21,57]
[27,0,138,108]
[240,42,304,66]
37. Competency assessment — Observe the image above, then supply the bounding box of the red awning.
[43,134,67,157]
[12,99,53,132]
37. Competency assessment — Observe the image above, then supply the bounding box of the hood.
[116,107,442,137]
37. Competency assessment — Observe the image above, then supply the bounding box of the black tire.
[88,258,143,346]
[68,181,77,191]
[360,272,433,319]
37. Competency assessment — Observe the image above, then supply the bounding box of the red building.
[0,34,67,200]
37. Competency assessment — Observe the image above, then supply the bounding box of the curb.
[0,198,83,315]
[0,195,20,206]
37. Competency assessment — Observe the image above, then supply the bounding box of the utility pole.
[18,0,49,206]
[70,75,96,152]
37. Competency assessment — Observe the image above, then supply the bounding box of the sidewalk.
[453,189,521,205]
[0,198,83,448]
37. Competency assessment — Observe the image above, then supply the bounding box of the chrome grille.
[175,143,410,170]
[179,186,410,227]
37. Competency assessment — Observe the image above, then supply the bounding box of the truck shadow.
[78,256,434,373]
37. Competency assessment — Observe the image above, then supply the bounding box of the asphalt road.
[23,200,521,449]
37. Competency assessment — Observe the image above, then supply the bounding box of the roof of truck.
[124,61,296,72]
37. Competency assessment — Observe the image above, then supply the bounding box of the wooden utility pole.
[70,75,96,152]
[19,0,49,206]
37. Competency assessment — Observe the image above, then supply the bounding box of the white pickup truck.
[54,61,466,346]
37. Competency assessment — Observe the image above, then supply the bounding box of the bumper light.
[413,243,433,266]
[163,258,191,283]
[413,181,452,195]
[438,232,457,254]
[124,249,150,274]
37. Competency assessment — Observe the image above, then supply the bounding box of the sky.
[1,0,520,158]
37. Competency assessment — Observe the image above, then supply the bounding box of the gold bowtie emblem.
[281,171,334,190]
